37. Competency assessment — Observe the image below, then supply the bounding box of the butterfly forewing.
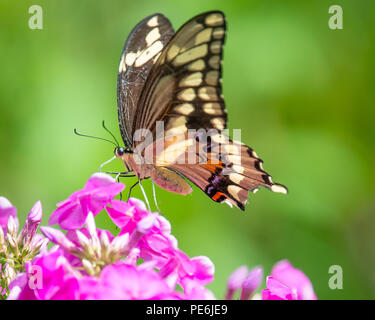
[132,11,227,145]
[117,14,174,147]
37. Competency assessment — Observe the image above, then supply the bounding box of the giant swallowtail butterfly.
[114,11,288,210]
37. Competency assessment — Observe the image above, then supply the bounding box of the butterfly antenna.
[102,121,120,147]
[74,128,118,147]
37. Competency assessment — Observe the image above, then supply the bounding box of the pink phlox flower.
[107,198,175,265]
[49,173,124,230]
[180,278,215,300]
[66,227,114,248]
[225,265,263,300]
[159,250,215,291]
[107,197,214,288]
[8,248,80,300]
[262,260,317,300]
[79,263,178,300]
[107,198,171,236]
[0,197,17,233]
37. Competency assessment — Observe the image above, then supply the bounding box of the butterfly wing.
[117,14,174,147]
[171,155,288,211]
[121,11,287,210]
[131,11,227,146]
[142,132,288,210]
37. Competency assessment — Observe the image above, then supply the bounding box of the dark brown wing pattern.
[117,13,174,147]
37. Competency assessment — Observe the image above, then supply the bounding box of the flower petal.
[240,266,263,300]
[0,197,17,233]
[270,260,317,300]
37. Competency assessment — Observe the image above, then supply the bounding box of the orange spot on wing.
[212,191,225,201]
[202,161,224,173]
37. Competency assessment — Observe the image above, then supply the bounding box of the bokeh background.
[1,0,374,299]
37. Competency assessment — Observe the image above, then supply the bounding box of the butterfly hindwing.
[170,134,288,210]
[141,132,288,210]
[117,13,174,147]
[132,11,227,145]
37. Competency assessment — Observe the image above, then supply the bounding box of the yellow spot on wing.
[195,28,212,45]
[228,185,243,202]
[174,103,195,115]
[165,117,188,137]
[188,59,205,71]
[271,184,288,194]
[178,88,196,101]
[135,41,163,67]
[203,103,222,115]
[146,28,161,46]
[229,173,244,185]
[147,16,159,27]
[119,54,126,72]
[125,52,137,66]
[213,27,225,39]
[179,72,203,87]
[198,87,218,101]
[210,117,225,130]
[210,41,222,54]
[205,13,224,27]
[205,70,219,85]
[173,44,208,66]
[167,44,180,61]
[208,55,220,69]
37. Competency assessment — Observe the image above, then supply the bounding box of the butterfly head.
[114,146,132,158]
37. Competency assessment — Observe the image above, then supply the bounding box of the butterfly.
[114,11,288,210]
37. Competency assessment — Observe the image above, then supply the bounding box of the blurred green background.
[1,0,374,299]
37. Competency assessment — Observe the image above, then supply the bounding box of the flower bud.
[240,266,263,300]
[82,258,95,276]
[100,230,110,248]
[0,226,5,247]
[225,265,248,300]
[7,216,18,238]
[4,264,16,283]
[111,233,129,254]
[40,226,78,254]
[75,230,90,248]
[19,201,43,245]
[6,233,18,250]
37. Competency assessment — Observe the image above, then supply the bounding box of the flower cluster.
[0,198,48,298]
[226,261,317,300]
[1,173,317,300]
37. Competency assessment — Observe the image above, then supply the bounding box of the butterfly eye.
[115,147,125,156]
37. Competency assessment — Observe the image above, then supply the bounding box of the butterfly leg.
[127,180,139,200]
[115,174,123,201]
[138,179,151,211]
[105,171,135,177]
[151,180,161,213]
[110,172,136,201]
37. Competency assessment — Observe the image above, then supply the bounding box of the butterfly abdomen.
[151,167,192,195]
